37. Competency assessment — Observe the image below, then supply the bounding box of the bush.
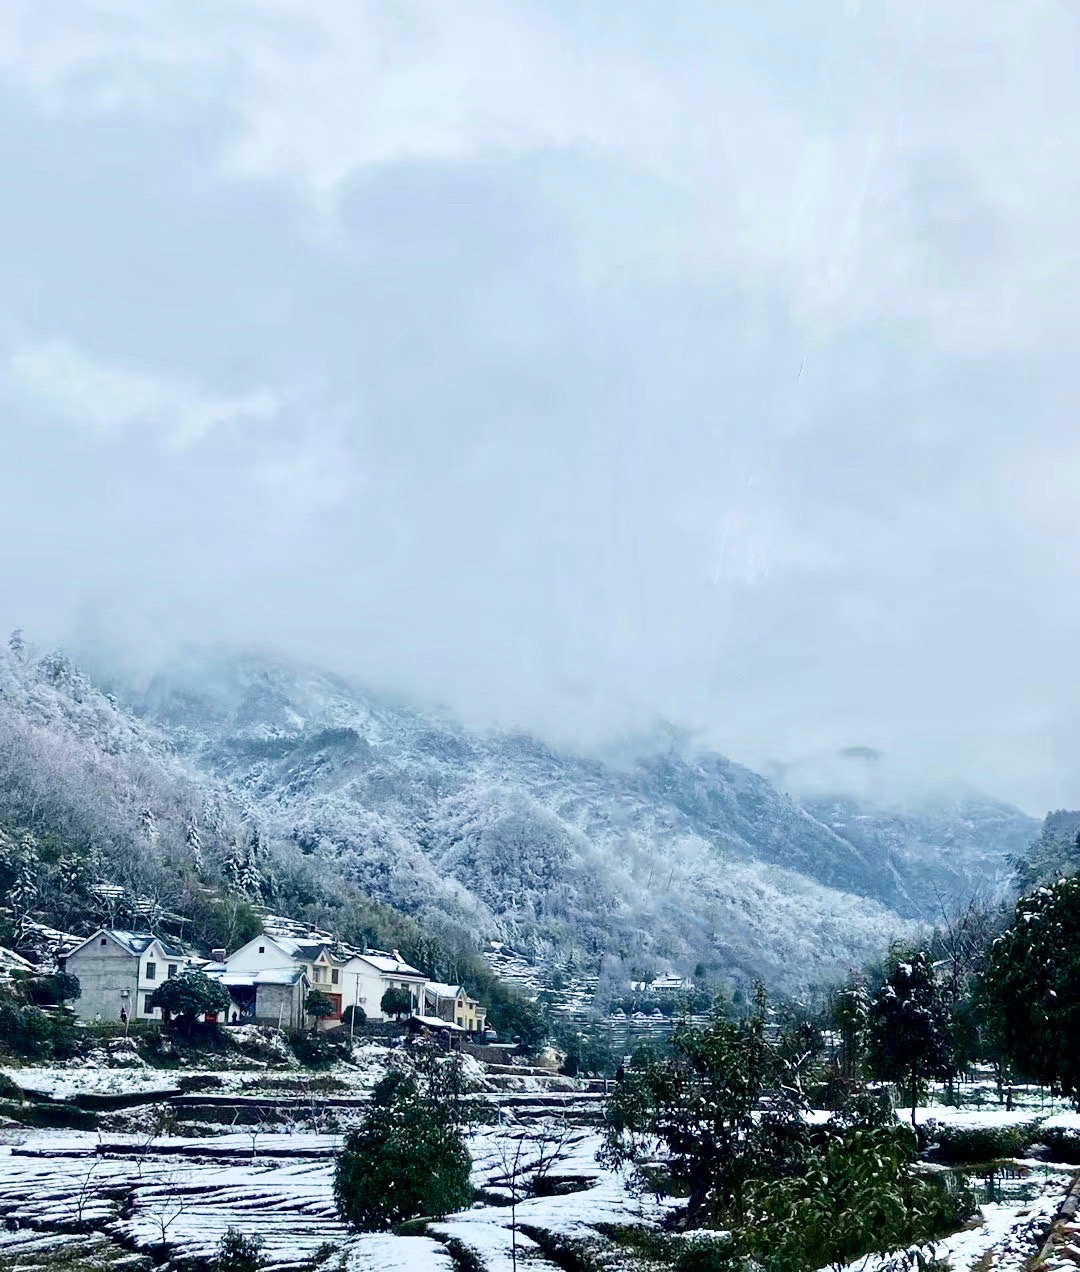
[288,1029,351,1069]
[0,1001,62,1059]
[334,1069,474,1229]
[929,1122,1039,1165]
[0,1099,98,1130]
[177,1074,225,1093]
[341,1004,366,1031]
[674,1234,748,1272]
[1040,1127,1080,1164]
[212,1228,264,1272]
[740,1121,976,1272]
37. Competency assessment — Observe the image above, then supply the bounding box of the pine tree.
[185,816,204,872]
[8,629,25,663]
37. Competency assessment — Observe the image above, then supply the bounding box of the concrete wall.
[255,982,302,1029]
[66,939,139,1021]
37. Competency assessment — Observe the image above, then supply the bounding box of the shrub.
[341,1004,366,1031]
[177,1074,225,1093]
[1040,1127,1080,1164]
[288,1029,351,1069]
[212,1228,264,1272]
[929,1122,1039,1165]
[0,1099,98,1130]
[0,1001,56,1059]
[334,1069,474,1230]
[740,1120,976,1272]
[674,1234,748,1272]
[0,1073,23,1101]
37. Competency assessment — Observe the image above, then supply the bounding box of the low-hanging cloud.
[0,1,1078,814]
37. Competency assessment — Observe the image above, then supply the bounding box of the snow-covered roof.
[0,946,35,976]
[215,969,306,987]
[266,935,334,963]
[356,951,426,979]
[67,929,188,960]
[425,982,465,999]
[411,1014,467,1033]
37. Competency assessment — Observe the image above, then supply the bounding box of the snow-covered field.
[1,1056,1077,1272]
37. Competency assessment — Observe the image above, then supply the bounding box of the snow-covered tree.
[867,950,953,1124]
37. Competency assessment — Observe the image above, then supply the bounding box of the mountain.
[101,649,1034,992]
[797,791,1036,918]
[0,639,1039,995]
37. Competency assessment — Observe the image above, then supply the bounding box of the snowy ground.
[1,1063,1078,1272]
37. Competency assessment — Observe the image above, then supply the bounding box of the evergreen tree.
[831,980,869,1084]
[149,970,231,1025]
[602,993,809,1225]
[981,875,1080,1104]
[334,1065,473,1229]
[305,990,335,1030]
[380,986,413,1020]
[867,950,953,1124]
[185,816,204,873]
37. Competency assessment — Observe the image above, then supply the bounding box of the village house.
[212,965,309,1029]
[423,981,487,1034]
[629,972,696,994]
[222,930,428,1026]
[62,929,193,1021]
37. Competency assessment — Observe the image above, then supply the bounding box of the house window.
[144,995,155,1014]
[145,962,157,981]
[100,938,107,945]
[313,967,324,984]
[331,969,339,985]
[457,1017,464,1027]
[258,945,265,954]
[167,964,177,979]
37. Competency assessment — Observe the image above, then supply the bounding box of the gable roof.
[425,982,465,999]
[66,929,188,961]
[356,950,426,979]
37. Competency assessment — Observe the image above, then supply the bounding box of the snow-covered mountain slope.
[99,650,1035,991]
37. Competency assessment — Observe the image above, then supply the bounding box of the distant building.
[213,966,309,1029]
[223,931,428,1026]
[423,982,487,1034]
[63,929,192,1021]
[629,973,696,995]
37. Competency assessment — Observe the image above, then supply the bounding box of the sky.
[0,1,1078,814]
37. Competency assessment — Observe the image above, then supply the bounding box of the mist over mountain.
[84,646,1031,989]
[0,631,1042,994]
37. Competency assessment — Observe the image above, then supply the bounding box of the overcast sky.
[1,2,1078,814]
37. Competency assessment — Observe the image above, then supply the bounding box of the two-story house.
[63,929,192,1021]
[423,982,487,1034]
[224,930,427,1025]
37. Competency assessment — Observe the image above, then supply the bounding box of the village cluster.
[59,919,492,1040]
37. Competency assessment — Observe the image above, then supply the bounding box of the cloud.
[0,2,1078,813]
[8,341,277,449]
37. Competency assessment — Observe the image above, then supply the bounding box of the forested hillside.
[0,636,1041,995]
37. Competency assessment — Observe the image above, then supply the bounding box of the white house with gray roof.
[224,931,427,1025]
[62,929,194,1022]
